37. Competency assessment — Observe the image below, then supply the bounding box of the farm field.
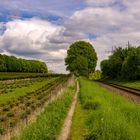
[0,72,61,80]
[0,74,69,136]
[70,77,140,140]
[15,78,76,140]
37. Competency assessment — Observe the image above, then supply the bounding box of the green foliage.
[122,47,140,80]
[65,41,97,76]
[0,54,48,73]
[89,70,101,80]
[101,45,140,80]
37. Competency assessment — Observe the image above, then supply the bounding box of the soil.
[57,80,79,140]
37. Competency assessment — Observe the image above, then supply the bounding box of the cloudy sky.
[0,0,140,73]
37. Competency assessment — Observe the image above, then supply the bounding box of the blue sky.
[0,0,140,73]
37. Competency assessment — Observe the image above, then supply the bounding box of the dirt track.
[58,80,79,140]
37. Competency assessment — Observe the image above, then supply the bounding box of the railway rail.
[97,81,140,96]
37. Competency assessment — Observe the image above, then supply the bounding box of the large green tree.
[65,41,97,76]
[122,47,140,80]
[101,45,140,80]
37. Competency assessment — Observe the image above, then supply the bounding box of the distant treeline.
[101,45,140,80]
[0,54,48,73]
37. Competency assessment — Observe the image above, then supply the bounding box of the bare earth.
[58,80,79,140]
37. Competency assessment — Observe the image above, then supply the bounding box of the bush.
[7,111,14,117]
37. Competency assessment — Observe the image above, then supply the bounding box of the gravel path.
[58,80,79,140]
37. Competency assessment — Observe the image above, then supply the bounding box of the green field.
[0,72,63,80]
[0,75,68,135]
[0,77,58,105]
[70,77,140,140]
[15,80,76,140]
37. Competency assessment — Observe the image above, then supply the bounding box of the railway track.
[98,81,140,96]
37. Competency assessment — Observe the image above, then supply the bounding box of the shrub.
[7,111,14,117]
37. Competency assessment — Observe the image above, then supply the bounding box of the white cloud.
[86,0,115,6]
[1,0,140,72]
[0,18,67,72]
[0,18,86,73]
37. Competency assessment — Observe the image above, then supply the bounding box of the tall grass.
[71,77,140,140]
[16,81,76,140]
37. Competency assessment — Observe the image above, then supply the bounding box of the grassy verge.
[117,81,140,88]
[108,80,140,88]
[15,80,76,140]
[70,77,140,140]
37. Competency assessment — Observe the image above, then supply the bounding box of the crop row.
[0,75,69,135]
[17,78,75,140]
[0,72,66,80]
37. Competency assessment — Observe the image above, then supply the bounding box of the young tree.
[65,41,97,76]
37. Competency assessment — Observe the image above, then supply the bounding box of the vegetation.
[109,80,140,89]
[89,70,101,80]
[0,75,68,135]
[65,41,97,76]
[16,80,76,140]
[0,72,62,80]
[101,45,140,80]
[0,54,48,73]
[70,77,140,140]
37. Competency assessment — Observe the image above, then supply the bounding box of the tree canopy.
[100,45,140,80]
[0,54,48,73]
[65,41,97,76]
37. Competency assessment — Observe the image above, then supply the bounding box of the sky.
[0,0,140,73]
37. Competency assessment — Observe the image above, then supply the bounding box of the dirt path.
[58,80,79,140]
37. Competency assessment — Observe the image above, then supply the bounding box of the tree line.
[0,54,48,73]
[101,45,140,80]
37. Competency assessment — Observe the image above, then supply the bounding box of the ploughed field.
[0,73,69,136]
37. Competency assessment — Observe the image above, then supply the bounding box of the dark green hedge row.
[101,45,140,80]
[0,54,48,73]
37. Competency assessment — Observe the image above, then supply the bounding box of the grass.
[108,80,140,88]
[70,100,87,140]
[70,77,140,140]
[15,80,76,140]
[0,77,58,105]
[118,81,140,88]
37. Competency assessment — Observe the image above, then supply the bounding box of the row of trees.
[101,45,140,80]
[0,54,48,73]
